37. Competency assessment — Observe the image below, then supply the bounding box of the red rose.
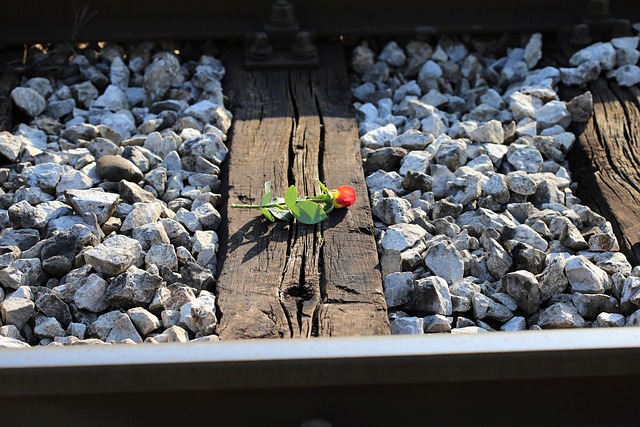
[330,185,356,209]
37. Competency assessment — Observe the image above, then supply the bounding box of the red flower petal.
[331,185,356,209]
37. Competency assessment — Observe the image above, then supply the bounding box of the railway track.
[1,1,640,425]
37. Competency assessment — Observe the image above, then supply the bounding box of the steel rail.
[1,328,640,397]
[1,0,639,44]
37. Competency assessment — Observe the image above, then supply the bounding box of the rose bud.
[330,185,356,209]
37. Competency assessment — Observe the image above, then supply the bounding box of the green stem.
[230,202,286,209]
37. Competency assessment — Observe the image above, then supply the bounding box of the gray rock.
[626,309,640,327]
[391,130,432,150]
[149,325,190,343]
[88,310,122,340]
[571,292,619,320]
[83,235,142,276]
[34,314,66,339]
[379,41,406,66]
[372,196,414,225]
[620,276,640,312]
[179,134,228,164]
[399,150,433,176]
[366,170,404,194]
[594,251,631,276]
[502,270,541,314]
[383,272,414,308]
[97,155,144,183]
[22,163,64,193]
[536,101,571,130]
[417,315,450,335]
[0,297,35,329]
[505,171,537,196]
[110,56,130,90]
[93,85,128,111]
[65,189,120,225]
[524,33,543,68]
[380,223,428,251]
[566,92,593,123]
[144,52,180,104]
[508,224,548,251]
[11,87,46,117]
[0,258,44,289]
[506,143,543,173]
[435,139,467,171]
[508,241,546,274]
[484,237,512,279]
[607,65,640,87]
[538,302,586,329]
[74,273,109,312]
[569,42,616,71]
[105,266,163,309]
[537,255,569,301]
[0,324,24,341]
[407,276,452,315]
[35,291,72,327]
[0,335,31,348]
[8,200,72,230]
[482,174,510,203]
[500,316,527,331]
[390,316,424,334]
[0,132,29,161]
[127,307,161,336]
[146,243,178,271]
[106,313,143,343]
[120,202,162,231]
[360,123,398,149]
[565,255,608,294]
[592,312,625,327]
[180,291,217,335]
[469,120,504,144]
[472,292,513,322]
[424,242,464,284]
[364,147,407,173]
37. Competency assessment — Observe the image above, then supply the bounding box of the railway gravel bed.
[0,43,230,347]
[351,31,640,334]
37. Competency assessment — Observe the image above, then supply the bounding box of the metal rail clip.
[245,0,319,69]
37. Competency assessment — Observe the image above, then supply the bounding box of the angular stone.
[35,292,72,327]
[469,120,504,144]
[179,291,217,335]
[423,314,452,333]
[106,313,143,343]
[83,235,142,276]
[620,276,640,312]
[538,302,586,329]
[390,130,432,150]
[536,100,571,130]
[120,202,162,232]
[0,297,35,329]
[34,314,66,339]
[569,42,616,70]
[593,312,625,327]
[381,223,428,252]
[179,134,228,164]
[65,189,120,225]
[565,256,609,294]
[500,316,527,331]
[105,266,163,309]
[424,241,464,284]
[383,272,414,308]
[472,292,513,322]
[406,276,452,315]
[484,237,512,279]
[11,87,46,117]
[390,316,424,335]
[502,270,541,314]
[571,292,619,320]
[566,92,593,123]
[506,143,543,173]
[74,273,110,312]
[146,243,178,271]
[0,258,44,289]
[127,307,161,336]
[144,52,180,104]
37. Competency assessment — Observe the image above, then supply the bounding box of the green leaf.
[261,208,275,222]
[269,207,293,221]
[292,200,328,225]
[260,191,271,207]
[284,185,298,210]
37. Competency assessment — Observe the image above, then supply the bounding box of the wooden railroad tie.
[568,79,640,266]
[216,43,390,339]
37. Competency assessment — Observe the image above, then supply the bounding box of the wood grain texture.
[216,44,389,339]
[568,79,640,265]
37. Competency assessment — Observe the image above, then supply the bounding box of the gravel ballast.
[351,31,640,334]
[0,43,228,347]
